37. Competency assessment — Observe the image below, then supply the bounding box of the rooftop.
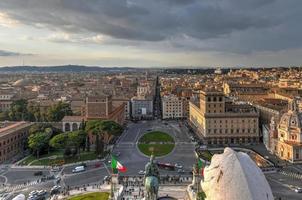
[0,122,32,138]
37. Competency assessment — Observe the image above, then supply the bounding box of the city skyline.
[0,0,302,67]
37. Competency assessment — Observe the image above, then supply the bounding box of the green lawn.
[197,150,213,162]
[68,192,109,200]
[138,144,175,157]
[20,150,64,165]
[29,151,98,166]
[139,131,174,143]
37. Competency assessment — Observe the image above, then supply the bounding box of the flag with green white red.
[198,159,204,176]
[111,156,127,174]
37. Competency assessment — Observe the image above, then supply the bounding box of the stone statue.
[144,155,159,200]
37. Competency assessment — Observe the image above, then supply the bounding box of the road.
[0,120,197,198]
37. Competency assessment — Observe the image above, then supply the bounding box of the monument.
[144,155,160,200]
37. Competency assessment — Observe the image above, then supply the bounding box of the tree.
[46,101,72,122]
[8,99,28,121]
[85,120,104,155]
[85,120,123,155]
[27,102,41,122]
[29,123,53,135]
[100,120,123,148]
[49,133,68,149]
[28,132,50,158]
[0,111,9,121]
[68,130,86,157]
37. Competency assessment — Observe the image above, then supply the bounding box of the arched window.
[65,123,71,132]
[72,123,78,131]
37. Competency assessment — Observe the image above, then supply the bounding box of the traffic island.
[137,131,175,157]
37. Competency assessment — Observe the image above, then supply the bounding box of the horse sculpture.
[145,176,159,200]
[144,155,160,200]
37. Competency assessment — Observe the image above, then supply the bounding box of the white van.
[72,166,85,173]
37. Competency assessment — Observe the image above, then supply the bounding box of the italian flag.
[198,159,205,176]
[111,156,127,173]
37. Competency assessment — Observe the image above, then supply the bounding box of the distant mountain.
[0,65,137,73]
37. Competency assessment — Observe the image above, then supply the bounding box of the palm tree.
[85,120,104,155]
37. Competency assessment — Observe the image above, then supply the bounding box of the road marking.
[134,128,141,144]
[103,163,111,175]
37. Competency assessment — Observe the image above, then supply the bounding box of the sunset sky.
[0,0,301,67]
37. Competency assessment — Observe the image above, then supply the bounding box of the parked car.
[177,169,185,173]
[34,171,43,176]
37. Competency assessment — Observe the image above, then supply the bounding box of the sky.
[0,0,301,68]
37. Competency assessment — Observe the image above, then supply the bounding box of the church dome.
[279,98,302,131]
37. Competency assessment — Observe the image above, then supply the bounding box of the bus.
[157,162,175,171]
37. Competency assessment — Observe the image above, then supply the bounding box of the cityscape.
[1,1,302,200]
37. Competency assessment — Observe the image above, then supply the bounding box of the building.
[251,98,288,125]
[0,93,14,112]
[62,116,84,132]
[162,94,184,119]
[84,95,125,124]
[269,98,302,163]
[0,122,32,163]
[223,82,270,101]
[131,96,153,120]
[200,148,273,200]
[189,89,259,145]
[62,95,125,132]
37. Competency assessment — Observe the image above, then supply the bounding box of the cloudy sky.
[0,0,301,67]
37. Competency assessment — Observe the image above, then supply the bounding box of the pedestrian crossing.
[3,180,40,192]
[279,170,302,180]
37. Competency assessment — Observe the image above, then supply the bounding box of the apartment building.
[189,89,259,145]
[0,122,32,163]
[162,94,184,119]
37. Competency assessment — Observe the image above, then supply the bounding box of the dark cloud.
[0,0,301,54]
[0,50,33,57]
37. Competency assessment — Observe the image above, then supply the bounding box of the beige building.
[270,98,302,163]
[162,94,184,119]
[189,90,259,145]
[0,122,32,163]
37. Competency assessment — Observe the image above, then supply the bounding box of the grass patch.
[139,131,174,143]
[20,150,64,165]
[197,150,213,162]
[68,192,109,200]
[138,144,175,157]
[29,152,98,166]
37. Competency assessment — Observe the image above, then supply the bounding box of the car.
[177,169,185,173]
[34,171,43,176]
[51,167,60,172]
[50,186,61,195]
[72,166,85,173]
[37,190,47,196]
[55,176,61,184]
[138,170,145,175]
[294,188,302,193]
[146,129,152,131]
[175,163,183,169]
[103,176,111,182]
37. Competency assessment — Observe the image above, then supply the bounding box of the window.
[219,97,222,101]
[213,97,217,101]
